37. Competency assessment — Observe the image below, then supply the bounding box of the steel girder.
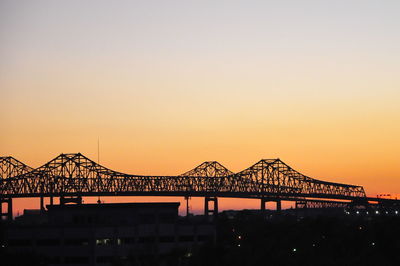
[0,156,33,179]
[180,161,234,177]
[0,153,366,201]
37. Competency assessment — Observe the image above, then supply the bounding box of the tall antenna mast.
[97,137,100,164]
[97,137,101,204]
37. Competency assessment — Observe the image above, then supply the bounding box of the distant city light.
[238,244,241,247]
[293,248,297,252]
[356,211,359,214]
[371,242,375,246]
[396,211,398,214]
[238,235,242,240]
[375,211,379,214]
[185,252,193,258]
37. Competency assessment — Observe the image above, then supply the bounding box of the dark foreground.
[2,210,400,266]
[193,211,400,266]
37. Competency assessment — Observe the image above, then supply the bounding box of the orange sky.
[1,1,400,215]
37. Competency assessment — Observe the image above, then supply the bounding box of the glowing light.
[375,211,379,214]
[184,252,192,258]
[293,248,297,252]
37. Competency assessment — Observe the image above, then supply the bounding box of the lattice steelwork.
[234,159,366,198]
[0,156,33,179]
[180,161,234,177]
[295,200,351,209]
[0,153,366,201]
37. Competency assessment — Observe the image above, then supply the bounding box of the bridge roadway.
[0,153,399,219]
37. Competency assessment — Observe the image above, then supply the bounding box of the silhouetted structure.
[186,210,400,266]
[2,202,215,266]
[1,153,400,221]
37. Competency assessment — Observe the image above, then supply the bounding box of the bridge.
[0,153,398,220]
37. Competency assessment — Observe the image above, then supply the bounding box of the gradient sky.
[1,0,399,214]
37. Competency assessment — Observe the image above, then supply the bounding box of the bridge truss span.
[0,153,367,202]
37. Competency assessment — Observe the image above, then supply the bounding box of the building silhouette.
[3,202,215,266]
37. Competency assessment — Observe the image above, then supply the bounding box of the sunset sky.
[1,0,399,215]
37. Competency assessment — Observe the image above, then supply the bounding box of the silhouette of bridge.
[0,153,398,220]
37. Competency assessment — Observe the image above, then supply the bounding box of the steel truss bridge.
[0,153,399,219]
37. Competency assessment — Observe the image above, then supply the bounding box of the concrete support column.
[0,198,13,221]
[261,198,267,211]
[184,196,191,218]
[7,198,13,220]
[40,195,45,211]
[276,200,282,212]
[261,198,281,213]
[204,197,218,220]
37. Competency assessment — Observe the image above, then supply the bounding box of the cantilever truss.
[236,159,366,198]
[180,161,234,177]
[0,156,33,180]
[0,153,366,202]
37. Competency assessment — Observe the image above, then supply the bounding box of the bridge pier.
[204,197,218,220]
[0,198,13,221]
[40,196,55,211]
[40,195,45,211]
[184,196,191,218]
[276,200,282,212]
[261,198,281,213]
[60,195,83,205]
[261,198,267,211]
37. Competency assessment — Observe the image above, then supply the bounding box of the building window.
[64,238,89,246]
[96,238,113,245]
